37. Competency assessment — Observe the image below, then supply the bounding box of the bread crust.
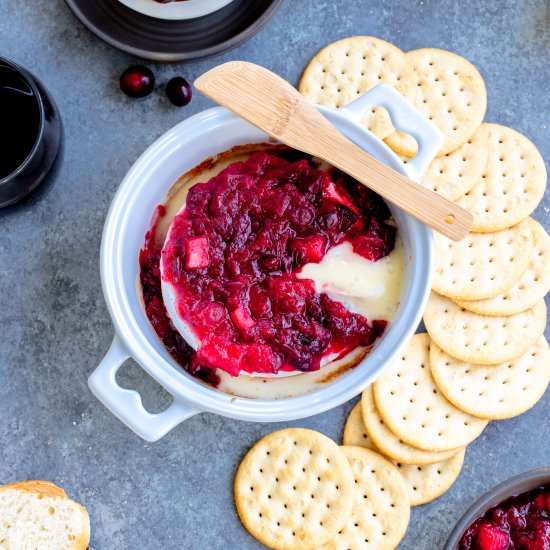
[73,506,91,550]
[0,480,90,550]
[0,480,68,499]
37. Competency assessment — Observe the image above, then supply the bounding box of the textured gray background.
[0,0,549,548]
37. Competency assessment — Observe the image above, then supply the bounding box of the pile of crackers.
[300,37,549,394]
[301,34,550,479]
[235,427,412,549]
[232,335,481,550]
[232,38,549,549]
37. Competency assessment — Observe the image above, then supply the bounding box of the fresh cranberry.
[120,65,155,98]
[166,77,192,107]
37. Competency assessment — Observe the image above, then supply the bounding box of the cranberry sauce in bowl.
[458,485,550,550]
[139,144,405,397]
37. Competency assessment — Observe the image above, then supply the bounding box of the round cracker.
[373,334,488,452]
[234,428,355,550]
[392,449,466,506]
[421,124,489,201]
[384,48,487,157]
[432,219,534,301]
[343,402,377,451]
[429,338,550,420]
[455,124,547,232]
[361,385,462,465]
[456,218,550,315]
[299,36,415,139]
[423,291,547,365]
[321,446,410,550]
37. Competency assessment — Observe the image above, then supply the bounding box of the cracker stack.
[301,36,550,431]
[414,53,550,424]
[235,428,412,549]
[233,38,549,550]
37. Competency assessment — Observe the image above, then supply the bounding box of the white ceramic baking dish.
[89,84,442,441]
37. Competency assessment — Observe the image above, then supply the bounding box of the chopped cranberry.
[196,338,247,377]
[184,235,210,269]
[507,505,528,530]
[143,150,396,380]
[244,344,279,373]
[531,519,550,549]
[534,493,550,514]
[290,235,327,264]
[475,523,509,550]
[230,304,256,334]
[352,216,396,262]
[193,302,228,329]
[491,508,511,531]
[268,277,314,315]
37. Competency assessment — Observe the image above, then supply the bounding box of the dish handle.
[339,83,443,181]
[88,335,198,442]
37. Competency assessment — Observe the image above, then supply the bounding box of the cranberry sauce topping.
[159,150,395,377]
[458,485,550,550]
[140,205,220,387]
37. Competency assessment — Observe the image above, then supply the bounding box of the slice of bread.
[0,480,90,550]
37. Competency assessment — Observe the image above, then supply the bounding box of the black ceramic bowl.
[444,467,550,549]
[0,57,62,208]
[64,0,285,63]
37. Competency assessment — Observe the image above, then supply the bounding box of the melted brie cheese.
[297,238,405,321]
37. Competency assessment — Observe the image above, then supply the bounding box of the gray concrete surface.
[0,0,549,548]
